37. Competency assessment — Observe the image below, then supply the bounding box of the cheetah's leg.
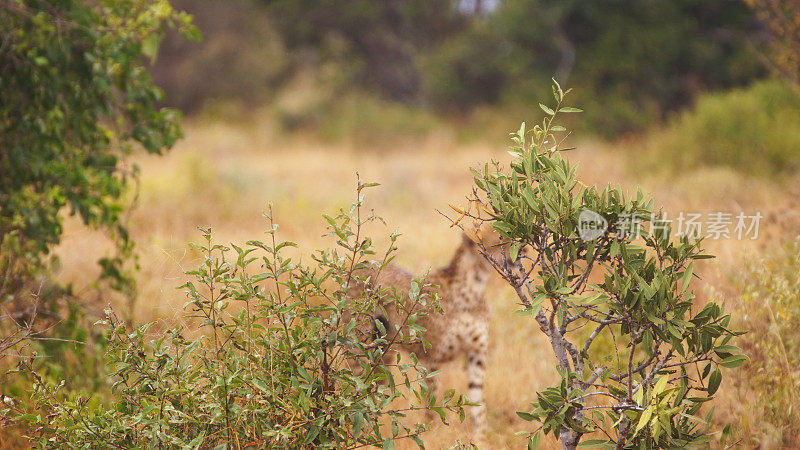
[466,350,487,439]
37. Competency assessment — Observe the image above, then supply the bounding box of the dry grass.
[53,110,800,448]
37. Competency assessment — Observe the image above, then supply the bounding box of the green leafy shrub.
[737,239,800,446]
[0,0,197,446]
[0,2,197,441]
[0,0,198,303]
[0,288,110,447]
[456,83,745,448]
[640,79,800,177]
[11,183,465,448]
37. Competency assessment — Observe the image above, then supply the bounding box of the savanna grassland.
[6,1,800,448]
[51,105,800,448]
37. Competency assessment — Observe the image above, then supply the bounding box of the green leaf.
[539,103,555,115]
[681,262,694,293]
[610,240,620,258]
[654,375,669,395]
[517,411,537,421]
[252,379,269,393]
[719,354,748,368]
[559,107,583,113]
[510,242,521,262]
[528,431,541,449]
[528,294,546,316]
[633,386,644,406]
[352,412,364,437]
[635,407,653,435]
[583,292,608,305]
[142,33,161,63]
[707,369,722,395]
[578,439,613,447]
[303,425,321,444]
[713,344,739,356]
[383,439,395,450]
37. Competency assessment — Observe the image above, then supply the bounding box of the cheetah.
[348,227,508,441]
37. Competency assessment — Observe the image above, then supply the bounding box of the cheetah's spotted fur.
[350,231,505,441]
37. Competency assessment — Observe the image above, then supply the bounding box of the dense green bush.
[0,1,196,443]
[10,186,465,448]
[737,239,800,446]
[640,80,800,177]
[458,84,745,448]
[0,0,197,305]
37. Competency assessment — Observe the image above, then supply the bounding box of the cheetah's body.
[351,234,496,440]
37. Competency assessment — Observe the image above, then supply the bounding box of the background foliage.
[640,79,800,177]
[745,0,800,86]
[156,0,765,136]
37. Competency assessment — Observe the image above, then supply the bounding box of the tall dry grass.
[53,109,800,448]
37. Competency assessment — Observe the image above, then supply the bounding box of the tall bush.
[456,83,746,448]
[1,3,195,441]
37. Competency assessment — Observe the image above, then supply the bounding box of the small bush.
[641,80,800,177]
[9,183,465,448]
[737,239,800,446]
[0,286,110,447]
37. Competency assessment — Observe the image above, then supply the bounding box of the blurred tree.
[484,0,765,135]
[252,0,764,135]
[0,0,197,308]
[150,0,286,113]
[421,20,509,110]
[745,0,800,89]
[261,0,468,102]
